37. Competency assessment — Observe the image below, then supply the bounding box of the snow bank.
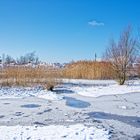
[0,87,62,100]
[73,84,140,97]
[37,90,63,100]
[63,79,115,85]
[66,79,140,97]
[0,124,110,140]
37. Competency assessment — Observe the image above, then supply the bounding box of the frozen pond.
[0,80,140,139]
[63,96,91,108]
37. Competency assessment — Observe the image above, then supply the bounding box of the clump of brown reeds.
[62,60,115,80]
[0,60,115,89]
[0,65,61,90]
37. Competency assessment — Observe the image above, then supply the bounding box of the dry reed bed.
[0,61,115,88]
[0,66,61,90]
[62,61,115,80]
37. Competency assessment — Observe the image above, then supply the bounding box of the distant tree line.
[2,52,40,65]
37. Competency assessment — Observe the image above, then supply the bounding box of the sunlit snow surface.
[63,79,140,97]
[0,79,139,140]
[0,87,63,100]
[0,124,110,140]
[0,80,140,99]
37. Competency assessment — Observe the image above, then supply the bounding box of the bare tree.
[136,28,140,77]
[5,55,15,64]
[17,52,39,65]
[105,26,137,85]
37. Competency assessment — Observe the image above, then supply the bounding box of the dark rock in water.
[63,97,90,108]
[21,104,41,108]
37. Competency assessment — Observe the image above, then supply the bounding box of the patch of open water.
[63,97,90,108]
[21,104,41,108]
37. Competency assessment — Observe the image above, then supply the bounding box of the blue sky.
[0,0,140,63]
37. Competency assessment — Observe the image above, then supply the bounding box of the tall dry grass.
[0,66,61,90]
[0,60,115,89]
[62,61,115,80]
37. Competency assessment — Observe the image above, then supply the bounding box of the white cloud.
[88,20,104,26]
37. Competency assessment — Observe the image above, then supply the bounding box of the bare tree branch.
[104,26,137,85]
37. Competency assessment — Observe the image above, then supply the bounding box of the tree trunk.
[118,73,126,85]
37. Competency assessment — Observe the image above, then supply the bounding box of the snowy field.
[0,124,109,140]
[0,79,140,140]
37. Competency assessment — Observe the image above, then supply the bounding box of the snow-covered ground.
[0,80,140,99]
[73,83,140,97]
[63,79,140,97]
[0,79,140,140]
[0,86,62,100]
[0,124,110,140]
